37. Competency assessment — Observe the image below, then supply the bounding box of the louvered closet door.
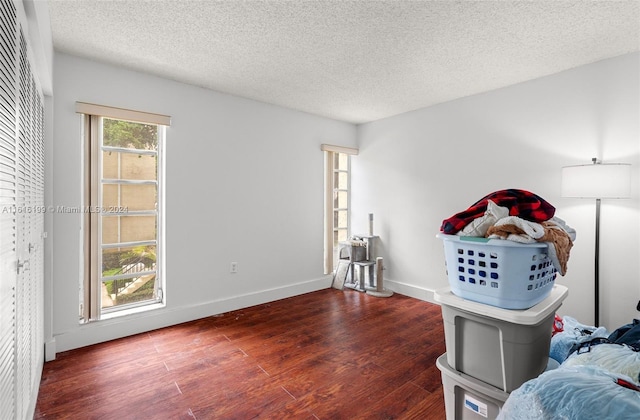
[16,29,30,418]
[16,28,32,420]
[0,1,45,418]
[0,0,17,418]
[15,22,45,420]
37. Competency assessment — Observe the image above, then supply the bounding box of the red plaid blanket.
[440,189,556,234]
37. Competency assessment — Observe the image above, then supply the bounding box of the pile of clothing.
[551,317,640,372]
[440,189,576,275]
[499,317,640,419]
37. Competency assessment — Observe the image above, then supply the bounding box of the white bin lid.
[434,284,568,325]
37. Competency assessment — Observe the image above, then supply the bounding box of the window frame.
[77,103,170,322]
[322,144,358,274]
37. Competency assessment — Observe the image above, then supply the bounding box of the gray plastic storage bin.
[437,354,509,420]
[434,284,567,392]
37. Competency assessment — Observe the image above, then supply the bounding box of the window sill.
[99,301,166,321]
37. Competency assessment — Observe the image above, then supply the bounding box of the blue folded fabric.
[498,365,640,420]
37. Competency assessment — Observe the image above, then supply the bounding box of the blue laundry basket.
[437,233,557,309]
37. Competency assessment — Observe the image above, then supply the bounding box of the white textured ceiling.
[48,0,640,124]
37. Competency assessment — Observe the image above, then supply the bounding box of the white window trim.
[76,102,171,126]
[321,144,358,155]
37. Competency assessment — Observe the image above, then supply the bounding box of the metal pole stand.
[367,257,393,298]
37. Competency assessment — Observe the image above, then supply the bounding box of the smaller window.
[322,144,358,274]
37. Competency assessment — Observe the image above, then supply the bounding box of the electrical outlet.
[230,262,238,273]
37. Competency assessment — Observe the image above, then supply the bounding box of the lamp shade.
[561,163,631,198]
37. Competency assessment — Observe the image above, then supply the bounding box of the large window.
[322,144,358,274]
[78,103,170,321]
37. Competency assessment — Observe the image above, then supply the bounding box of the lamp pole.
[594,197,600,327]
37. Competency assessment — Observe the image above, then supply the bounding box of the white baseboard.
[53,275,333,354]
[383,278,440,305]
[44,339,56,361]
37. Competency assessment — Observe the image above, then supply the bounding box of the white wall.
[50,50,638,352]
[51,53,356,353]
[353,53,640,330]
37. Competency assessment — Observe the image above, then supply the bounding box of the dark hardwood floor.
[35,288,447,419]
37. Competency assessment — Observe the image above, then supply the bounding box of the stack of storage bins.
[435,234,569,420]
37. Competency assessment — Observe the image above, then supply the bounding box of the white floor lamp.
[561,158,631,326]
